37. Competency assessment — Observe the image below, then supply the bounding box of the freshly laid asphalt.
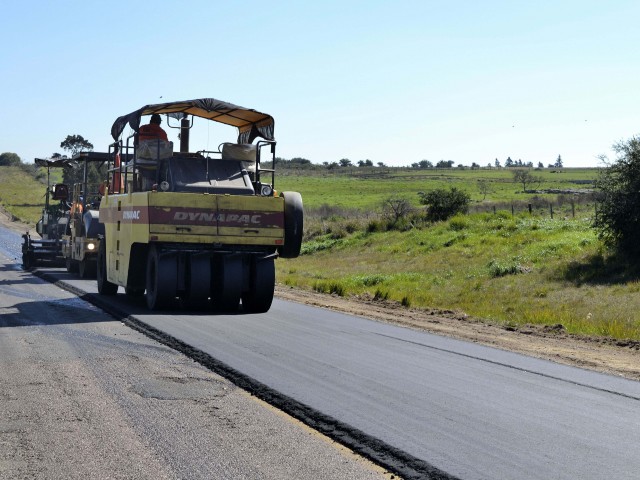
[2,224,639,479]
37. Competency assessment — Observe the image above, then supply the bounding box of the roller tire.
[78,258,96,279]
[278,191,304,258]
[211,256,241,312]
[97,241,118,295]
[146,246,177,310]
[66,255,78,273]
[184,254,211,308]
[242,257,275,314]
[125,286,145,297]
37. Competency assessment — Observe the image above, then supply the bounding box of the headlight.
[260,184,274,196]
[87,243,95,251]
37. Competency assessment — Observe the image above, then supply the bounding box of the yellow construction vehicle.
[97,98,303,312]
[61,151,110,278]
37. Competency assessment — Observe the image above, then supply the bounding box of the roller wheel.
[97,241,118,295]
[211,256,242,312]
[242,257,275,313]
[78,258,96,279]
[66,255,78,273]
[125,286,145,297]
[278,191,304,258]
[184,254,211,308]
[146,245,177,310]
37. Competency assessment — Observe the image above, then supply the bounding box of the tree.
[477,179,492,200]
[537,161,544,169]
[339,158,352,167]
[505,157,513,167]
[512,169,542,192]
[60,134,93,157]
[382,196,414,226]
[593,136,640,258]
[377,162,386,168]
[555,155,563,168]
[60,134,96,186]
[0,152,22,166]
[471,162,480,170]
[495,158,501,168]
[418,159,433,169]
[418,187,470,222]
[436,160,454,168]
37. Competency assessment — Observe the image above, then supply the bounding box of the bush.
[418,187,471,222]
[594,136,640,258]
[0,152,22,166]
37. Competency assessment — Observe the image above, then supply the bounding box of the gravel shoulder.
[0,252,389,480]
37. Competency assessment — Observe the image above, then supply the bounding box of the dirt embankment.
[275,286,640,382]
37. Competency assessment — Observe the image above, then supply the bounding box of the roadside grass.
[278,210,640,341]
[0,166,49,225]
[5,164,637,340]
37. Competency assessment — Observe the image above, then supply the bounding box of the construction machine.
[60,151,110,278]
[21,158,71,269]
[97,98,303,312]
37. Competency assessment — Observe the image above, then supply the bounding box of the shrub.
[313,280,345,296]
[594,135,640,258]
[374,289,389,300]
[488,259,530,277]
[418,187,471,222]
[381,196,414,225]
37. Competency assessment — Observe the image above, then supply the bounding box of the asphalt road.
[0,228,386,480]
[3,225,640,479]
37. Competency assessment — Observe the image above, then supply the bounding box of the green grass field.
[4,164,636,341]
[274,167,639,341]
[275,166,597,209]
[0,166,51,225]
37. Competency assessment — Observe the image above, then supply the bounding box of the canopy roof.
[111,98,275,144]
[34,158,73,168]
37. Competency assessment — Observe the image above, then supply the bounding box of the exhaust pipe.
[180,114,190,153]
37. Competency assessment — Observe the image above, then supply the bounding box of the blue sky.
[1,1,639,167]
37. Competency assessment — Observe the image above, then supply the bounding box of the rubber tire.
[211,256,241,312]
[242,257,275,314]
[66,255,78,273]
[97,241,118,295]
[125,286,145,297]
[185,254,211,308]
[278,191,304,258]
[78,258,96,279]
[146,245,177,310]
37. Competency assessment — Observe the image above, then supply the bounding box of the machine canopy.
[34,158,74,168]
[111,98,275,144]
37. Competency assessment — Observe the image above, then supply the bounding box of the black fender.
[278,191,304,259]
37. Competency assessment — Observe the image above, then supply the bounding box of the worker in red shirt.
[138,113,168,142]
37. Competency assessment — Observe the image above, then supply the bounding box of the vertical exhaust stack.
[180,114,190,153]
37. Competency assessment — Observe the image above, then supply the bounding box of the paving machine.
[97,98,304,312]
[22,158,72,269]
